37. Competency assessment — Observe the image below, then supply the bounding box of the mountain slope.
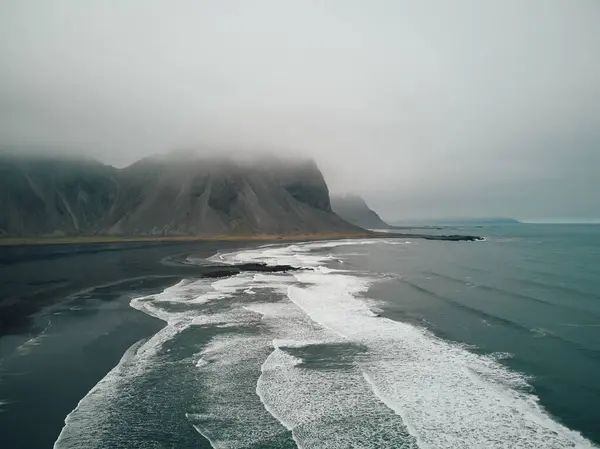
[0,154,120,236]
[330,194,391,229]
[0,152,362,237]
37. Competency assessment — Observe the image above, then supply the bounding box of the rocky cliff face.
[0,154,120,236]
[330,194,391,229]
[0,152,361,237]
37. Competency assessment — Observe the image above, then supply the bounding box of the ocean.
[49,224,600,448]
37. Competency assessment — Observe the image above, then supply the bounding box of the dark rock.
[202,269,242,278]
[423,234,484,241]
[371,232,483,242]
[201,262,298,278]
[233,263,296,272]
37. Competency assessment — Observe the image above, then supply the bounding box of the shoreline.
[0,277,171,449]
[0,240,306,448]
[0,232,372,247]
[0,230,482,247]
[0,234,480,448]
[1,240,292,448]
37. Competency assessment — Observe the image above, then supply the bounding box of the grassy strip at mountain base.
[0,232,376,247]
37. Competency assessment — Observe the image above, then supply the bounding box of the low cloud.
[1,0,599,220]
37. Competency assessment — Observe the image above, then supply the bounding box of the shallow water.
[54,225,600,448]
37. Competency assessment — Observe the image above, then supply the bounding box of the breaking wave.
[54,239,595,448]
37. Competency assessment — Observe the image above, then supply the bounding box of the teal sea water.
[54,224,600,448]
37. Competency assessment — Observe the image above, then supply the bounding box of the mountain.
[0,153,121,236]
[0,152,362,237]
[330,195,391,229]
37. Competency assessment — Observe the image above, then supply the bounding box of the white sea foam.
[195,357,209,367]
[55,239,596,448]
[257,344,418,449]
[235,281,419,447]
[239,296,416,447]
[244,241,596,449]
[14,318,52,356]
[210,238,411,267]
[55,264,302,448]
[53,339,149,448]
[300,238,412,249]
[187,333,295,449]
[53,274,251,447]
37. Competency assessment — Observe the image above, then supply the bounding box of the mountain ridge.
[330,194,391,229]
[0,152,363,237]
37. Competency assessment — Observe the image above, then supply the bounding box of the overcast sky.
[1,0,599,221]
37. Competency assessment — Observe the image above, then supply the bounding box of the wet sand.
[0,241,258,449]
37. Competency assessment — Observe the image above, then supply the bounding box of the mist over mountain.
[0,151,360,237]
[331,195,391,230]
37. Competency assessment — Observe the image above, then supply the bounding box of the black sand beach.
[0,241,259,449]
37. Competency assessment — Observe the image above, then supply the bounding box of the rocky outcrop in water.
[201,262,299,278]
